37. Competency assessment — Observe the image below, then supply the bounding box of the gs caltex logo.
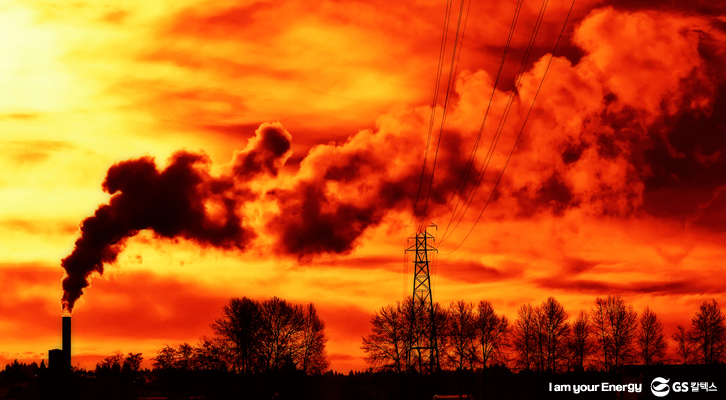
[651,377,718,397]
[651,378,670,397]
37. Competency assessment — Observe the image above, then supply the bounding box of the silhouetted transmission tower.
[406,224,440,373]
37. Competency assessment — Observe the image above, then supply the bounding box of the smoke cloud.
[61,123,290,312]
[61,7,726,312]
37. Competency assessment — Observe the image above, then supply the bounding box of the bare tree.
[211,297,262,373]
[689,299,726,364]
[591,295,638,371]
[361,296,447,373]
[637,307,667,365]
[212,296,329,374]
[590,300,610,370]
[418,300,448,373]
[256,297,307,372]
[296,303,330,374]
[477,300,510,368]
[443,300,478,370]
[512,303,538,371]
[539,297,570,373]
[406,297,447,373]
[672,325,695,365]
[361,299,410,372]
[569,311,594,370]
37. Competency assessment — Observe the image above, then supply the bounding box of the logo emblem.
[651,377,670,397]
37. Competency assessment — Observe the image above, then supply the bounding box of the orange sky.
[2,0,726,373]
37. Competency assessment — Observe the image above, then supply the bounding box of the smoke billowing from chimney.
[61,123,292,312]
[60,112,474,311]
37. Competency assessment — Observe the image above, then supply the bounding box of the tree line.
[141,296,329,398]
[145,296,329,375]
[0,296,331,400]
[361,295,726,373]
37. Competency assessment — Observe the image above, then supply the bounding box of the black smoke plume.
[61,123,291,312]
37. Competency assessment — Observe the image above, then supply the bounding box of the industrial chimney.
[63,316,71,369]
[48,316,71,371]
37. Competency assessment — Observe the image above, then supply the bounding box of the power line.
[403,0,453,301]
[452,0,474,84]
[439,0,551,245]
[428,0,472,289]
[417,0,469,233]
[443,0,577,255]
[439,0,524,243]
[403,239,409,301]
[441,0,551,245]
[408,0,455,228]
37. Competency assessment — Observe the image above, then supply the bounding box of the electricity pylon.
[406,224,440,373]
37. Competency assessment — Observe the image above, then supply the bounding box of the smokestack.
[62,316,71,369]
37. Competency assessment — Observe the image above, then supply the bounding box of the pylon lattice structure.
[406,224,440,373]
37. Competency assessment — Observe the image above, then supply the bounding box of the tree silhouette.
[591,295,637,371]
[409,298,447,373]
[95,351,145,400]
[443,300,478,370]
[361,296,446,373]
[636,307,667,365]
[97,352,123,375]
[176,343,194,371]
[539,297,570,373]
[689,299,726,364]
[361,299,410,372]
[476,300,510,368]
[1,359,33,383]
[211,296,329,374]
[152,345,178,370]
[296,303,330,374]
[512,298,570,373]
[122,353,143,373]
[512,303,538,371]
[672,325,695,365]
[568,311,594,370]
[193,337,228,371]
[256,297,306,372]
[211,297,262,373]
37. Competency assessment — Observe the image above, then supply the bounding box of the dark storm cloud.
[639,84,726,229]
[601,0,726,15]
[513,173,574,217]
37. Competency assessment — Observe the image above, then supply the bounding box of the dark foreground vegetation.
[1,295,724,399]
[2,362,725,400]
